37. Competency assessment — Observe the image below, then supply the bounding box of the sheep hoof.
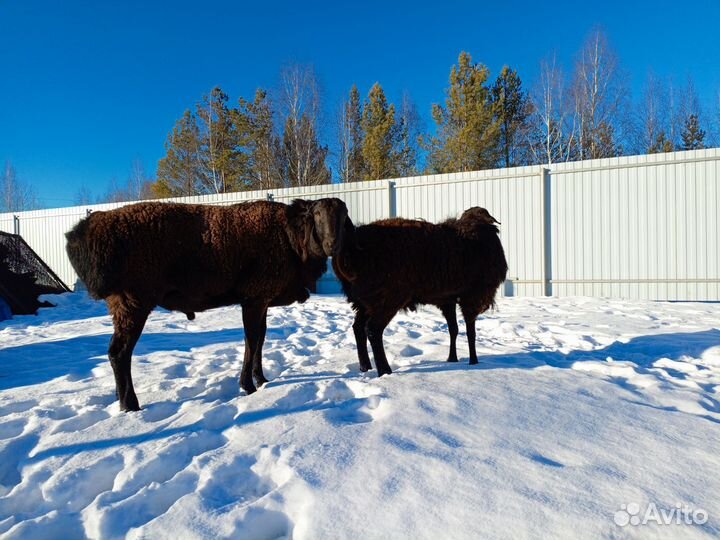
[120,399,141,412]
[242,385,257,395]
[254,376,269,387]
[446,357,458,363]
[359,364,371,373]
[469,359,479,365]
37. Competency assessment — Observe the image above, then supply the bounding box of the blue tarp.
[0,296,11,321]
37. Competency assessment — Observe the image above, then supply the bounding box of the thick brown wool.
[333,207,508,375]
[66,198,348,410]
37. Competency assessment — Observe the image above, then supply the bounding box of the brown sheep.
[333,207,508,376]
[66,198,349,411]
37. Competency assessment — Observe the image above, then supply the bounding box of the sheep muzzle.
[311,198,349,258]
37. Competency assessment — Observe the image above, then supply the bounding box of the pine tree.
[196,87,251,193]
[649,132,673,153]
[155,110,203,197]
[156,88,256,197]
[681,114,706,150]
[239,89,284,190]
[593,122,621,158]
[491,66,530,168]
[427,52,499,173]
[361,83,402,180]
[348,86,364,181]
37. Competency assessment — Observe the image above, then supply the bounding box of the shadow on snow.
[0,328,246,390]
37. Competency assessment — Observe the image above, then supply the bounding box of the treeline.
[145,29,715,198]
[3,29,717,211]
[153,66,331,197]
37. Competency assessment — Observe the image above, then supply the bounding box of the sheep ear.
[299,217,314,262]
[286,200,314,262]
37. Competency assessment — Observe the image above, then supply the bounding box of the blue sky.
[1,0,718,207]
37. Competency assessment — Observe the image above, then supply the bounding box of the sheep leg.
[240,303,266,395]
[440,303,459,363]
[366,312,395,377]
[352,308,372,372]
[461,304,481,365]
[108,298,150,412]
[252,307,269,387]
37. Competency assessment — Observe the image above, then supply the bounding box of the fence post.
[387,181,396,217]
[13,215,20,235]
[540,167,552,296]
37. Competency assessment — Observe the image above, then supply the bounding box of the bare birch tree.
[73,184,94,206]
[633,72,673,153]
[397,92,422,176]
[528,54,575,165]
[571,29,626,159]
[1,162,38,212]
[335,85,364,183]
[335,99,352,183]
[715,90,720,146]
[278,64,330,186]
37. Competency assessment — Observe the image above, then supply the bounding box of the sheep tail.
[65,214,114,299]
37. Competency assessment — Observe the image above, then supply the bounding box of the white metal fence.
[1,148,719,301]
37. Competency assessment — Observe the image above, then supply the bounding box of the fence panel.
[0,217,14,234]
[268,180,391,223]
[12,210,89,288]
[550,149,720,300]
[1,148,719,300]
[394,166,545,297]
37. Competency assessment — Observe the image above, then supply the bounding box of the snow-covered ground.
[0,293,719,539]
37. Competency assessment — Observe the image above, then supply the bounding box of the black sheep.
[66,198,349,411]
[333,207,508,376]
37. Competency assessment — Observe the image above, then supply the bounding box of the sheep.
[66,198,349,411]
[332,207,508,376]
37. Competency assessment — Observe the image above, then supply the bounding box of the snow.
[0,293,719,539]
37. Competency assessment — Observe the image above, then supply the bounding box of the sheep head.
[460,207,501,225]
[287,198,349,261]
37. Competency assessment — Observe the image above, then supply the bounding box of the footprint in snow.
[274,383,321,410]
[399,345,423,357]
[52,408,110,434]
[320,380,388,425]
[162,363,189,378]
[175,380,207,400]
[0,418,27,440]
[34,405,76,421]
[0,434,40,493]
[200,403,237,430]
[0,400,35,417]
[42,454,125,512]
[293,336,317,347]
[141,401,181,423]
